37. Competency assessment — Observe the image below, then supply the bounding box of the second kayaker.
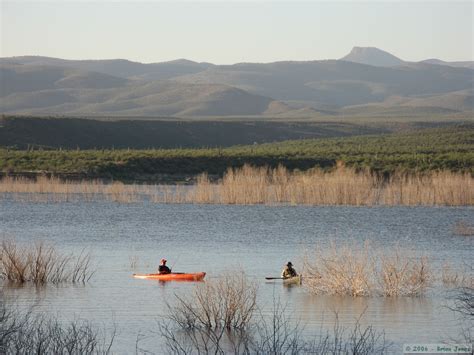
[158,258,171,274]
[281,261,298,279]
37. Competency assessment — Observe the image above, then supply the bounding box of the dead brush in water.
[0,240,94,284]
[156,285,391,354]
[453,220,474,236]
[0,301,115,354]
[167,272,258,330]
[378,249,431,297]
[441,262,473,288]
[304,242,375,296]
[304,242,432,297]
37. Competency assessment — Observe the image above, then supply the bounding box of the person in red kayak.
[158,259,171,274]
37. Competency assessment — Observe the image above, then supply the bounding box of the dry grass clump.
[167,272,258,330]
[303,242,374,297]
[304,242,433,297]
[129,254,139,270]
[0,240,93,284]
[441,263,473,288]
[453,220,474,236]
[378,249,430,297]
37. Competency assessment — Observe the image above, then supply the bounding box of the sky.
[1,1,472,64]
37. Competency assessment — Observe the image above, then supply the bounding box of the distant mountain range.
[1,47,473,117]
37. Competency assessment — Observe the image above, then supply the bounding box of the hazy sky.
[1,1,472,64]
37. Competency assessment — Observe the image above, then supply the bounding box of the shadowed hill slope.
[1,125,472,181]
[0,116,394,149]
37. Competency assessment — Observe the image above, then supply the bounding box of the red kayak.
[133,272,206,281]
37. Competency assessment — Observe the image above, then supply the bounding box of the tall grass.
[304,242,433,297]
[190,165,472,206]
[1,165,472,205]
[0,176,143,203]
[0,240,94,284]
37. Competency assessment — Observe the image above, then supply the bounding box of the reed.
[0,176,144,203]
[0,240,94,284]
[1,165,472,205]
[209,165,474,206]
[381,171,474,206]
[165,165,472,206]
[191,172,216,204]
[304,242,433,297]
[129,254,139,270]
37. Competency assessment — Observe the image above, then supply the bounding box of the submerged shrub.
[441,262,473,288]
[0,240,94,285]
[167,272,258,331]
[0,301,115,354]
[304,242,433,297]
[453,220,474,236]
[378,249,431,297]
[303,242,375,296]
[156,281,391,354]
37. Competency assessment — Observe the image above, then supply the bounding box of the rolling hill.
[0,47,473,117]
[0,64,310,117]
[421,59,474,70]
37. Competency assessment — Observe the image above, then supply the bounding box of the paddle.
[169,256,180,273]
[265,277,285,280]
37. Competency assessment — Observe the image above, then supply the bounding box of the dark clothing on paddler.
[158,259,171,274]
[281,262,297,279]
[158,264,171,274]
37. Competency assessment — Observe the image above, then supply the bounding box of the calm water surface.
[1,198,472,353]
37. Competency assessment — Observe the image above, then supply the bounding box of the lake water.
[1,197,472,353]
